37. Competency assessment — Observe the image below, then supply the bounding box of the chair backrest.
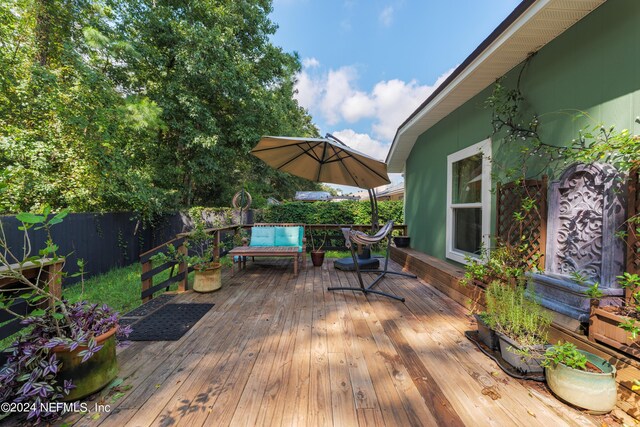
[250,224,305,250]
[349,221,394,246]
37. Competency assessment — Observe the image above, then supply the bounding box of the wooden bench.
[228,224,306,275]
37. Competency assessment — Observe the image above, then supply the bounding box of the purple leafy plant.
[0,207,133,424]
[0,301,130,423]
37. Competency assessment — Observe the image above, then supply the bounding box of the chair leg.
[328,236,409,302]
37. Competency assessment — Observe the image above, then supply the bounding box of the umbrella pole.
[368,189,379,233]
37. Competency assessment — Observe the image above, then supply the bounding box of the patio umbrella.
[251,132,389,258]
[251,134,390,189]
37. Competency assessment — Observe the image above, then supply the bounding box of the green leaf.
[16,212,45,224]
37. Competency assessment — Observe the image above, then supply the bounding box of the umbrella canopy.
[251,134,390,189]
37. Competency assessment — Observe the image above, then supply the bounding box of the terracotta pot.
[193,263,222,293]
[545,349,617,414]
[310,251,325,267]
[53,327,118,401]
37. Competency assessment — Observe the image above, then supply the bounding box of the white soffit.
[386,0,606,172]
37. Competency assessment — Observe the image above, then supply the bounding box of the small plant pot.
[497,332,545,373]
[310,251,325,267]
[193,263,222,293]
[54,327,119,402]
[474,314,499,351]
[393,236,410,248]
[545,349,617,414]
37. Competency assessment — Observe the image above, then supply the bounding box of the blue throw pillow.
[275,227,300,247]
[250,227,275,246]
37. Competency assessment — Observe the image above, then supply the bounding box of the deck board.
[63,258,599,427]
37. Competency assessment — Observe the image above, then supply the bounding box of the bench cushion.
[250,227,276,246]
[275,226,303,252]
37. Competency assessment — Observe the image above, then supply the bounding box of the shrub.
[259,200,404,225]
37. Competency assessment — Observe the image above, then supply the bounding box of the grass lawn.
[63,263,195,315]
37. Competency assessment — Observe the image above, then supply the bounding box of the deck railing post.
[213,230,220,262]
[177,241,188,292]
[141,260,152,302]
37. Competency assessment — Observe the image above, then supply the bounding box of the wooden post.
[177,241,188,292]
[213,230,220,263]
[47,260,63,307]
[141,261,153,302]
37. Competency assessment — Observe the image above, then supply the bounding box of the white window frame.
[446,139,492,264]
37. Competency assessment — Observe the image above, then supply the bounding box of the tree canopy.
[0,0,319,217]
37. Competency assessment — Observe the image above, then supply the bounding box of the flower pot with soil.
[310,251,325,267]
[308,230,327,268]
[543,342,617,413]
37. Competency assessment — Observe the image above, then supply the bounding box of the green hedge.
[257,201,404,225]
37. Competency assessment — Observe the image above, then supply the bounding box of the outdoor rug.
[127,303,214,341]
[124,294,176,318]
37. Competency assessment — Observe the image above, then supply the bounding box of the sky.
[269,0,522,194]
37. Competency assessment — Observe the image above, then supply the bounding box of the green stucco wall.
[405,0,640,262]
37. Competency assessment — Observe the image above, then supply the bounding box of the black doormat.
[124,294,176,318]
[127,303,214,341]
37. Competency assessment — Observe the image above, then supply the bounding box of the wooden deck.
[66,258,601,427]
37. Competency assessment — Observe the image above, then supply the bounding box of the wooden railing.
[139,223,407,301]
[139,225,239,301]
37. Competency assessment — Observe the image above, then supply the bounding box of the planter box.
[496,332,545,374]
[589,307,640,358]
[474,314,499,350]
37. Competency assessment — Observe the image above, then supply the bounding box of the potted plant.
[542,341,617,413]
[0,209,130,423]
[308,230,327,267]
[155,223,222,293]
[470,282,499,350]
[587,274,640,357]
[487,281,552,373]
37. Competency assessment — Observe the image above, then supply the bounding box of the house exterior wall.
[405,0,640,263]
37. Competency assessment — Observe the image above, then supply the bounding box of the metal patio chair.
[328,220,417,302]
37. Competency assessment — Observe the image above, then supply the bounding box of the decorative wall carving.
[545,163,626,288]
[555,170,603,280]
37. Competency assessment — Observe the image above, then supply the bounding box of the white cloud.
[302,57,320,68]
[294,63,455,142]
[332,129,389,161]
[379,6,394,27]
[320,67,359,125]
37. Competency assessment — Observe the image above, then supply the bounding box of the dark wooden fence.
[0,212,188,286]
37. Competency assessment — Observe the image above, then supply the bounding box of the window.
[446,139,491,264]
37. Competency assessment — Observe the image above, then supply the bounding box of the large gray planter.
[497,332,545,374]
[545,350,617,414]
